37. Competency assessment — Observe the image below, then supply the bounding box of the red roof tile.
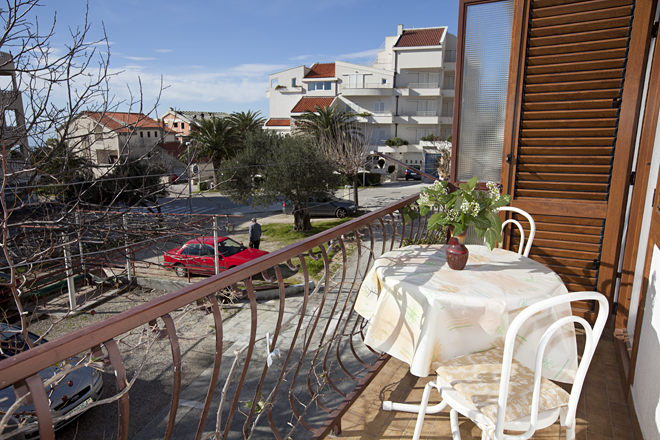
[83,111,163,133]
[291,97,335,113]
[265,118,291,127]
[304,63,335,78]
[394,28,445,48]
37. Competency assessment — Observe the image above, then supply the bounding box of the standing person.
[248,218,262,249]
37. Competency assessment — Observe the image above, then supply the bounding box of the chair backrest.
[495,291,608,439]
[497,206,536,257]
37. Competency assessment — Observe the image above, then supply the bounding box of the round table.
[354,245,578,382]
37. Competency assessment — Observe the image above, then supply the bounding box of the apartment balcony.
[394,112,440,124]
[0,192,638,439]
[354,113,394,124]
[441,88,454,98]
[396,84,441,97]
[341,83,395,97]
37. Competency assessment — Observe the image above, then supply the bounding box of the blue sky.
[38,0,459,118]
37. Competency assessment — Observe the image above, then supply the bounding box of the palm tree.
[228,110,266,138]
[296,106,368,207]
[295,106,355,143]
[188,117,238,175]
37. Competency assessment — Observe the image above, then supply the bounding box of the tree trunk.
[293,206,311,231]
[352,174,359,209]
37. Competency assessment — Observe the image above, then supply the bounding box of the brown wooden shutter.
[501,0,654,314]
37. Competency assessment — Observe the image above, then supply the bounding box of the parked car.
[163,236,268,277]
[404,168,422,180]
[0,323,104,439]
[282,195,357,218]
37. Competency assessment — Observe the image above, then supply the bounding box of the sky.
[35,0,460,119]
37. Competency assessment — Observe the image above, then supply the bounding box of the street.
[157,180,430,216]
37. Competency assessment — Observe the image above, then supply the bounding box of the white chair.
[412,291,608,440]
[497,206,536,257]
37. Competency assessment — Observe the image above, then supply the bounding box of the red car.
[163,236,268,277]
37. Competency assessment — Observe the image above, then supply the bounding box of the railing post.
[213,216,220,275]
[61,232,76,310]
[123,214,133,282]
[75,211,86,278]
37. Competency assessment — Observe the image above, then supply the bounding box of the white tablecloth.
[355,245,578,382]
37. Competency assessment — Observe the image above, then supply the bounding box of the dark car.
[163,236,269,277]
[404,168,422,180]
[282,195,357,218]
[0,324,104,439]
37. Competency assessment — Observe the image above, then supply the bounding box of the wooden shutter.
[501,0,655,314]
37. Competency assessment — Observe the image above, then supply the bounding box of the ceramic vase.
[446,237,469,270]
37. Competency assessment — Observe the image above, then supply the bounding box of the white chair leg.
[560,407,576,440]
[412,381,434,440]
[450,408,462,440]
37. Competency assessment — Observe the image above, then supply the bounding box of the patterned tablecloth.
[355,245,578,383]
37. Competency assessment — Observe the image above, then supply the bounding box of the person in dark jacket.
[248,218,262,249]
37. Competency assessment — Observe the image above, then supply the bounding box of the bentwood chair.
[497,206,536,257]
[412,291,608,440]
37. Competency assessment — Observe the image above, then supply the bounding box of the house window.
[382,78,387,85]
[2,109,17,127]
[147,131,151,138]
[443,100,454,116]
[323,81,331,90]
[444,73,455,90]
[271,79,278,88]
[140,132,143,138]
[173,122,178,128]
[309,82,316,91]
[374,102,385,113]
[181,122,185,129]
[291,78,297,87]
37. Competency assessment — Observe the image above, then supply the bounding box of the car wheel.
[335,208,348,218]
[174,264,187,277]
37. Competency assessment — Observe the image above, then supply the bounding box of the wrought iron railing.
[0,194,434,440]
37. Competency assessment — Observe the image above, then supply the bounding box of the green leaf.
[472,215,490,229]
[428,212,445,229]
[452,223,466,236]
[467,176,478,191]
[487,211,503,232]
[419,205,430,216]
[474,227,486,239]
[484,228,500,251]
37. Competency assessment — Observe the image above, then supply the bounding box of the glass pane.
[457,0,514,183]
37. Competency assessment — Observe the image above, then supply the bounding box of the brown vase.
[446,237,469,270]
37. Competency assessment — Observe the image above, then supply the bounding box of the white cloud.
[289,54,311,61]
[336,48,381,60]
[107,63,289,109]
[155,49,173,53]
[123,56,157,61]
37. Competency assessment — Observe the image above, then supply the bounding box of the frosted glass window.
[456,0,513,183]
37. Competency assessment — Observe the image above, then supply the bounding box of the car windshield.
[217,238,245,257]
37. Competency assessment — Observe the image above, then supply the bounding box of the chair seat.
[435,346,570,424]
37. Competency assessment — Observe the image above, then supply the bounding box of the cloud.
[336,48,382,60]
[123,56,157,61]
[289,54,312,61]
[107,63,289,109]
[155,49,173,53]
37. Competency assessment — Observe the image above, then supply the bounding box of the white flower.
[460,200,470,213]
[470,201,480,216]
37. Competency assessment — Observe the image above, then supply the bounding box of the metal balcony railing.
[414,110,438,117]
[0,195,438,440]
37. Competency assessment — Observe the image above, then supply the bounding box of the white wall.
[632,244,660,439]
[396,48,443,70]
[268,66,307,118]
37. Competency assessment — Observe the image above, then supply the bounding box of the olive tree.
[219,131,340,231]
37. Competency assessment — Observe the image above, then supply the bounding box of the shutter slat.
[532,0,632,18]
[528,37,628,56]
[529,17,631,38]
[517,163,610,173]
[524,99,616,111]
[524,89,621,101]
[517,172,609,183]
[528,48,626,65]
[522,118,617,128]
[527,59,625,75]
[531,5,632,27]
[521,128,615,138]
[515,189,606,200]
[530,27,629,47]
[526,68,623,84]
[516,181,608,192]
[523,109,618,119]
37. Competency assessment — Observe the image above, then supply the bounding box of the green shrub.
[385,137,408,146]
[198,181,210,191]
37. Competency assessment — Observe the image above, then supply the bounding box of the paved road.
[154,180,429,217]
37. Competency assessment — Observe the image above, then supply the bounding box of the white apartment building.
[265,24,456,175]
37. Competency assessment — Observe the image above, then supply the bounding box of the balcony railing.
[0,195,436,440]
[406,82,440,89]
[414,110,438,117]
